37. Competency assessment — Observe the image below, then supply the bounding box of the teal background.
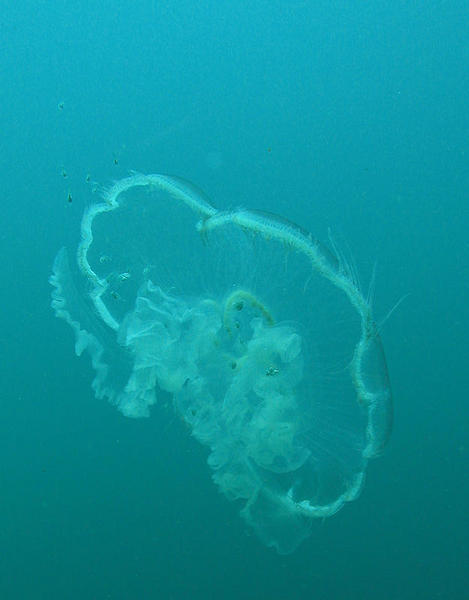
[0,1,467,598]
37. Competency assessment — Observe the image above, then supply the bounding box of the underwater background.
[1,1,468,598]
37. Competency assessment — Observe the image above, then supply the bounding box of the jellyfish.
[50,173,392,554]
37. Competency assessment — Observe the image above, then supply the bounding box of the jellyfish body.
[50,173,392,554]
